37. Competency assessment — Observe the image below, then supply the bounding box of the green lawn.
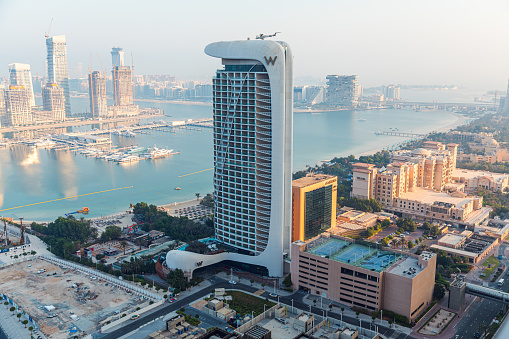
[481,256,500,280]
[227,291,276,316]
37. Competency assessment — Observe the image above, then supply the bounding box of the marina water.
[2,97,457,220]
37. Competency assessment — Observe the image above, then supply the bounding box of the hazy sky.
[1,0,509,89]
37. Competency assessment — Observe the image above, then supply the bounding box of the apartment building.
[46,35,71,115]
[292,174,337,242]
[291,233,436,322]
[9,63,35,107]
[88,71,108,118]
[42,83,66,122]
[391,141,458,191]
[325,75,360,107]
[5,85,32,126]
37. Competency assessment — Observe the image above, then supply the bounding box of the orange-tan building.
[291,233,436,322]
[292,174,337,242]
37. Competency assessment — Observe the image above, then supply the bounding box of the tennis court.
[361,252,398,271]
[333,244,374,264]
[310,239,348,257]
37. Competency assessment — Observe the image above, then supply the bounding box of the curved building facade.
[165,39,293,278]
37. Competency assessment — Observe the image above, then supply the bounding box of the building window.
[304,185,333,240]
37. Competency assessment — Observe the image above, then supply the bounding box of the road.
[453,244,508,338]
[98,276,409,339]
[0,114,162,133]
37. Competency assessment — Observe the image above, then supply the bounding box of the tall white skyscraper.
[46,35,71,115]
[164,39,293,278]
[9,63,35,107]
[111,47,125,68]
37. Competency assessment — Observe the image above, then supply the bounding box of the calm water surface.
[2,98,457,220]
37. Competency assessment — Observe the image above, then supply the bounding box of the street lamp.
[309,304,311,313]
[264,304,267,313]
[291,299,294,313]
[251,311,254,325]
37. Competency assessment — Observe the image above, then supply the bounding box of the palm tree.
[121,240,128,255]
[400,239,408,251]
[196,193,201,201]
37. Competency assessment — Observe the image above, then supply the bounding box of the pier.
[374,131,427,137]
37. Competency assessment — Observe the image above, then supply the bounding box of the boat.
[121,130,136,137]
[35,139,57,148]
[358,118,367,122]
[116,155,140,164]
[128,146,147,155]
[174,187,181,190]
[142,147,174,159]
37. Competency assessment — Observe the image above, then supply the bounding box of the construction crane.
[256,32,280,40]
[19,218,25,245]
[45,18,53,39]
[3,219,8,247]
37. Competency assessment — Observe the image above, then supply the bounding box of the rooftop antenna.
[256,32,281,40]
[45,18,53,39]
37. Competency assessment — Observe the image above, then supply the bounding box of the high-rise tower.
[46,35,71,116]
[111,47,125,68]
[5,85,32,126]
[88,71,107,118]
[164,39,293,278]
[42,83,66,121]
[112,66,134,106]
[9,63,35,107]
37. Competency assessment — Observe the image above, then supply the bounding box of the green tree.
[433,283,446,299]
[22,320,28,328]
[9,306,15,315]
[101,226,122,242]
[408,241,414,249]
[17,313,21,322]
[185,241,209,254]
[167,269,187,291]
[120,240,128,255]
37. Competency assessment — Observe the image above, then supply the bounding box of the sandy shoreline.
[353,111,467,158]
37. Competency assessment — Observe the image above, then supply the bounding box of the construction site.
[0,259,144,337]
[0,218,28,250]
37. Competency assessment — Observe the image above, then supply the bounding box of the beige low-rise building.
[291,233,436,322]
[431,233,498,263]
[388,188,489,228]
[452,169,509,193]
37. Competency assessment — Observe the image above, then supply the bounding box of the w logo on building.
[264,56,277,66]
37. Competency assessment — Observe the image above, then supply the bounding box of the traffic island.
[418,309,457,336]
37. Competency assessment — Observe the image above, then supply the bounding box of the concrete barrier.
[100,299,164,332]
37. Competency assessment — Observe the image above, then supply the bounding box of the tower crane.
[45,18,53,39]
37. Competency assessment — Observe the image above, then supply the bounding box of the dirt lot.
[0,260,143,338]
